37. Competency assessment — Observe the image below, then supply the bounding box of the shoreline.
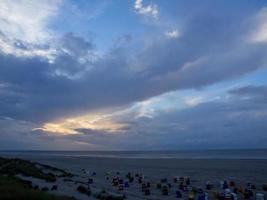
[1,149,267,160]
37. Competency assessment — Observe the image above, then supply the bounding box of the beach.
[1,151,267,200]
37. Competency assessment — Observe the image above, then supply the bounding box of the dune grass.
[0,175,76,200]
[0,157,73,182]
[0,157,56,182]
[0,157,76,200]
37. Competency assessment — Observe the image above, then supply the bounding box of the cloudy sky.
[0,0,267,150]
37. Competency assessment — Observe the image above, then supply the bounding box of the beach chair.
[223,181,228,189]
[144,188,150,196]
[138,177,142,184]
[157,183,162,189]
[251,184,256,190]
[174,177,178,183]
[118,184,124,191]
[124,182,129,188]
[243,190,251,200]
[188,192,195,200]
[112,178,119,186]
[176,190,182,198]
[233,188,238,194]
[183,185,188,192]
[129,177,134,183]
[256,193,265,200]
[141,183,147,192]
[218,192,225,200]
[197,188,204,194]
[161,186,169,196]
[161,178,167,183]
[88,178,94,184]
[92,171,96,176]
[231,192,237,200]
[229,181,235,187]
[126,172,131,179]
[206,182,213,190]
[224,190,232,200]
[198,193,205,200]
[186,177,191,185]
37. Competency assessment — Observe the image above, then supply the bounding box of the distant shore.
[1,149,267,159]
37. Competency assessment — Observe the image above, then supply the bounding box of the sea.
[0,149,267,159]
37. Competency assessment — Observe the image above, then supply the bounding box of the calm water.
[1,149,267,159]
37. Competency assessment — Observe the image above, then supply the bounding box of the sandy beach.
[1,152,267,200]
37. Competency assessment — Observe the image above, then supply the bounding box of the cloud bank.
[0,0,267,150]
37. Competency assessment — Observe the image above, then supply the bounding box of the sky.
[0,0,267,150]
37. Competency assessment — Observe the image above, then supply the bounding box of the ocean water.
[1,149,267,159]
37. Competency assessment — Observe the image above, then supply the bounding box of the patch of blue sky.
[135,67,267,116]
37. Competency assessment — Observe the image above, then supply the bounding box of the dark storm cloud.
[1,24,267,124]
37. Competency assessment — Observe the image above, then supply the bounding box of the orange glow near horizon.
[34,112,129,135]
